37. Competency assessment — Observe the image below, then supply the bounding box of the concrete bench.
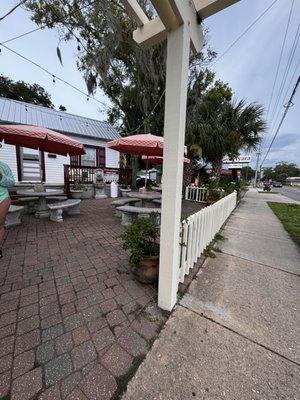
[47,196,68,202]
[111,198,140,216]
[5,205,24,227]
[116,205,161,226]
[18,197,39,214]
[48,199,81,223]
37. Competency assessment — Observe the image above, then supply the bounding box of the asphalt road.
[276,186,300,202]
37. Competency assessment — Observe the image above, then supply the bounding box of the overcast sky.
[0,0,299,168]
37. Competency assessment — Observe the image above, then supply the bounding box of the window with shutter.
[96,147,106,167]
[70,155,81,165]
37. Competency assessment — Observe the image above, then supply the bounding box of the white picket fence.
[185,185,207,202]
[179,191,237,283]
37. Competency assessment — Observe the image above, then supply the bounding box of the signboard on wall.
[227,163,244,169]
[223,155,251,163]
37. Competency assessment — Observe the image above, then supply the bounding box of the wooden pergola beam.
[130,0,237,52]
[122,0,149,27]
[194,0,240,20]
[133,17,167,49]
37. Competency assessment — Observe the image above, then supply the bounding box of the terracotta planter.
[133,255,159,284]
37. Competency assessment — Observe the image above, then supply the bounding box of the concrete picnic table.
[17,189,64,219]
[127,191,161,207]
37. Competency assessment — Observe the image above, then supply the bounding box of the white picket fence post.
[178,191,237,283]
[185,185,207,202]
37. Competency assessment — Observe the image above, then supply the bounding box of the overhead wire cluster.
[0,0,106,109]
[260,0,299,167]
[0,0,295,140]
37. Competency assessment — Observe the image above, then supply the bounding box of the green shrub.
[122,215,159,267]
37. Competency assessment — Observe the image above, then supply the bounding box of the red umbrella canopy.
[141,155,190,164]
[0,124,85,156]
[107,133,164,156]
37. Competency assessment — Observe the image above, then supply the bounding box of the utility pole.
[254,150,261,187]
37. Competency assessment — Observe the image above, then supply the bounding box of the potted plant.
[120,185,131,197]
[122,215,159,284]
[70,181,85,199]
[94,169,107,199]
[81,184,94,199]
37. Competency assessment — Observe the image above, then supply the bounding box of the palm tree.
[187,87,266,176]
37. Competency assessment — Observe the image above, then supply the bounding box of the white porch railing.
[179,191,237,283]
[185,185,207,202]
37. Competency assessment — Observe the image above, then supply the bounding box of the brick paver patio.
[0,197,205,399]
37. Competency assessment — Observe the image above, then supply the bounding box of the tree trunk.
[211,158,222,177]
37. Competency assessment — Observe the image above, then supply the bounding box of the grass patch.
[214,232,226,242]
[268,202,300,245]
[203,244,216,258]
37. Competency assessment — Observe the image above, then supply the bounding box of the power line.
[129,0,281,133]
[266,0,295,119]
[1,0,97,45]
[261,75,300,166]
[194,0,280,68]
[268,24,299,128]
[0,43,108,109]
[1,27,42,45]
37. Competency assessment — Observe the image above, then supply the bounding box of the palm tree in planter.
[187,83,266,177]
[121,214,159,284]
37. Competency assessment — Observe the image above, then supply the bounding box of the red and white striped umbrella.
[141,155,190,164]
[0,124,85,156]
[107,133,164,156]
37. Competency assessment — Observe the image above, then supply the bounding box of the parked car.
[136,176,156,188]
[272,181,283,187]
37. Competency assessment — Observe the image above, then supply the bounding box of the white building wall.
[0,142,18,181]
[0,135,119,185]
[44,153,70,184]
[68,135,120,169]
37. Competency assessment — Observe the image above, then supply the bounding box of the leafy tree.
[59,105,67,111]
[262,167,274,181]
[0,75,54,108]
[26,0,216,135]
[273,162,300,181]
[241,166,255,181]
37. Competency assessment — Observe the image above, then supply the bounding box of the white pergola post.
[122,0,239,311]
[158,24,191,310]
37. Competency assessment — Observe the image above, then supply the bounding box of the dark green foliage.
[122,215,159,267]
[0,75,54,108]
[263,162,300,183]
[187,82,266,175]
[241,166,255,180]
[25,0,216,136]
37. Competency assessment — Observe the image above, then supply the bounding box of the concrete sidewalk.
[123,189,300,400]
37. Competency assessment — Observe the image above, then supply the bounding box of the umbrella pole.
[145,156,148,190]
